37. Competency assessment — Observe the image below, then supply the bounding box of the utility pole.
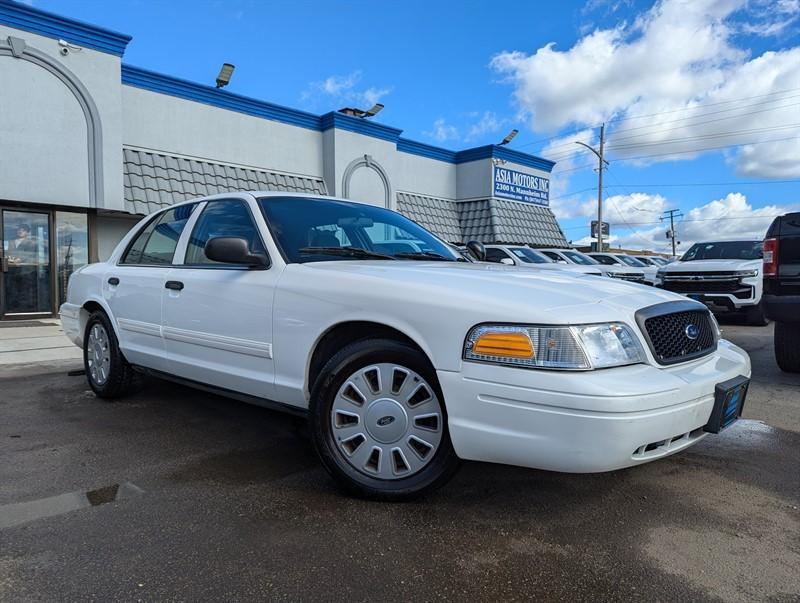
[661,209,684,256]
[576,123,609,251]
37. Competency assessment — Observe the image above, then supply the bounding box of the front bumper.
[438,339,750,473]
[59,303,83,348]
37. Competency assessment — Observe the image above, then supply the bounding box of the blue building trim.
[320,111,402,143]
[120,65,555,172]
[121,64,322,131]
[396,138,458,163]
[455,145,556,172]
[0,0,131,56]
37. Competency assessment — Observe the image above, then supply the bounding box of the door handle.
[165,280,184,291]
[108,277,120,286]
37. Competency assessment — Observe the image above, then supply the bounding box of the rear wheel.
[774,321,800,373]
[83,311,143,399]
[310,338,460,500]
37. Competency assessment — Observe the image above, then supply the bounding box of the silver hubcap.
[331,363,443,480]
[87,323,111,386]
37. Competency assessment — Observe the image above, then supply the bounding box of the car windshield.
[509,247,551,264]
[591,255,619,266]
[258,196,459,263]
[561,250,599,265]
[617,255,646,267]
[681,241,763,261]
[650,257,669,266]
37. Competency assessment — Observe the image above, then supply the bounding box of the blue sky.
[36,0,800,251]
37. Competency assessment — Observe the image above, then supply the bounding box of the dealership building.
[0,0,566,320]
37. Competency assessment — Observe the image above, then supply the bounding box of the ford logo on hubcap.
[377,415,395,427]
[685,324,700,340]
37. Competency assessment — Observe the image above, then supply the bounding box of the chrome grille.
[635,302,717,365]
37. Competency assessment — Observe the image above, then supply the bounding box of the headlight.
[464,323,646,370]
[736,269,758,278]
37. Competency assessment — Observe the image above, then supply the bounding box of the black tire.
[309,338,460,501]
[775,321,800,373]
[83,310,143,399]
[745,300,770,326]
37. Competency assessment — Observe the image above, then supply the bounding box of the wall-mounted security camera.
[57,39,82,56]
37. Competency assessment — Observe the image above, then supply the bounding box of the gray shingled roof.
[457,199,567,247]
[123,148,327,215]
[396,194,567,247]
[488,198,568,247]
[396,192,462,243]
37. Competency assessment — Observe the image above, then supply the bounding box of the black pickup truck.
[764,212,800,372]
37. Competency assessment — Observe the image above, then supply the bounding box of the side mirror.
[465,240,486,262]
[499,258,515,266]
[204,237,268,267]
[557,259,568,264]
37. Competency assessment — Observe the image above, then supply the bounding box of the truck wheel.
[83,311,143,399]
[310,338,460,500]
[775,321,800,373]
[745,301,770,326]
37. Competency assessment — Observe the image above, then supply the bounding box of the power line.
[608,135,800,162]
[605,179,800,188]
[560,213,789,230]
[516,90,800,156]
[603,87,800,125]
[606,123,800,151]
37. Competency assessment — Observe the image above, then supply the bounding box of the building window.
[2,210,51,314]
[56,212,89,307]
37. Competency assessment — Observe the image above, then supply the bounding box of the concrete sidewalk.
[0,319,82,367]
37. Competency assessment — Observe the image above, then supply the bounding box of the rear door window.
[122,204,197,265]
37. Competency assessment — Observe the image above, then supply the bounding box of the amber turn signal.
[472,331,534,359]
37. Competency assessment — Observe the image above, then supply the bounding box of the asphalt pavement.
[1,323,798,602]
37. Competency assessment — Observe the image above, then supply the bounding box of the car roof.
[148,192,385,214]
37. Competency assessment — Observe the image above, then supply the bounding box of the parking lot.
[1,322,798,602]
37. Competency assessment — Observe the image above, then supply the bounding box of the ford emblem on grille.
[685,324,700,340]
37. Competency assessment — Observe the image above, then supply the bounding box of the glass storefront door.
[0,208,90,319]
[1,210,52,316]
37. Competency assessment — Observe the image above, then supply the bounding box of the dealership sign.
[493,166,549,206]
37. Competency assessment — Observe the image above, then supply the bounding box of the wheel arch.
[306,321,436,401]
[80,297,120,341]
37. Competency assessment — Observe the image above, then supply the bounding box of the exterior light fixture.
[499,129,519,146]
[338,103,384,118]
[215,63,235,88]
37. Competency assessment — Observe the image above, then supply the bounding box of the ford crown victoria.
[61,193,751,499]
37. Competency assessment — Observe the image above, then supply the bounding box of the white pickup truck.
[61,193,751,500]
[656,240,767,325]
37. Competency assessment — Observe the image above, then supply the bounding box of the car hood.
[292,260,687,323]
[661,259,761,272]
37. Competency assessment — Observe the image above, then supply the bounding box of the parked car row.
[61,193,753,500]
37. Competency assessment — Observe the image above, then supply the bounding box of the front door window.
[2,210,51,315]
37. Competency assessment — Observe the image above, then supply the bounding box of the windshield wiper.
[299,246,396,260]
[393,251,454,261]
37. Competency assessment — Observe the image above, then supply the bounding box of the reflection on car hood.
[662,259,762,272]
[297,260,685,320]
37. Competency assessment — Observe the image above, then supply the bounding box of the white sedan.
[61,193,751,500]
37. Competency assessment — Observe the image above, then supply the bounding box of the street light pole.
[576,123,608,251]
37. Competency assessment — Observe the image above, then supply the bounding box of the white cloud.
[424,118,460,143]
[490,0,800,178]
[565,192,798,251]
[301,71,391,109]
[466,111,506,141]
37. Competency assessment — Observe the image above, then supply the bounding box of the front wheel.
[775,321,800,373]
[745,300,770,326]
[83,311,143,399]
[310,338,460,500]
